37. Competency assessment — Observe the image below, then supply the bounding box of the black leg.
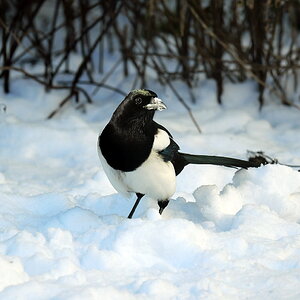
[128,193,144,219]
[158,200,169,215]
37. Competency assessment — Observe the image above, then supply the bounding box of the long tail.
[180,152,262,169]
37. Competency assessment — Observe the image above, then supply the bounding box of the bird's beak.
[144,97,167,111]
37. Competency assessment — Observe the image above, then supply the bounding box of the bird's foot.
[158,200,169,215]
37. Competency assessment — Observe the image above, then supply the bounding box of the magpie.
[98,89,261,218]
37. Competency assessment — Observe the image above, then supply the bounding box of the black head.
[111,89,166,125]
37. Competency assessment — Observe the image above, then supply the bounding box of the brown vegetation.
[0,0,299,118]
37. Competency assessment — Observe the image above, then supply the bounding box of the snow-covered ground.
[0,74,300,299]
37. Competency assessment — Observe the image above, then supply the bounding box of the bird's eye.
[135,97,142,105]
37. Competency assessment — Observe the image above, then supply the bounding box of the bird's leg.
[158,200,169,215]
[128,193,144,219]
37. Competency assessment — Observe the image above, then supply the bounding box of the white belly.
[123,150,176,200]
[98,148,176,201]
[98,128,176,200]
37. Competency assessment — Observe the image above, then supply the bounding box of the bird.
[98,89,261,218]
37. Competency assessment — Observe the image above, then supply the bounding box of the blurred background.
[1,0,300,118]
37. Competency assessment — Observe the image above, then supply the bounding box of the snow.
[1,73,300,299]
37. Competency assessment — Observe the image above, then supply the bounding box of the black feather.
[179,153,261,169]
[159,138,179,162]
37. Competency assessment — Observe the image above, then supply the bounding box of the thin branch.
[188,3,300,110]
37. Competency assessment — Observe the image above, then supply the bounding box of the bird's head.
[126,89,166,112]
[112,89,166,124]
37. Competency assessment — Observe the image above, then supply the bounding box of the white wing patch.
[152,129,170,152]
